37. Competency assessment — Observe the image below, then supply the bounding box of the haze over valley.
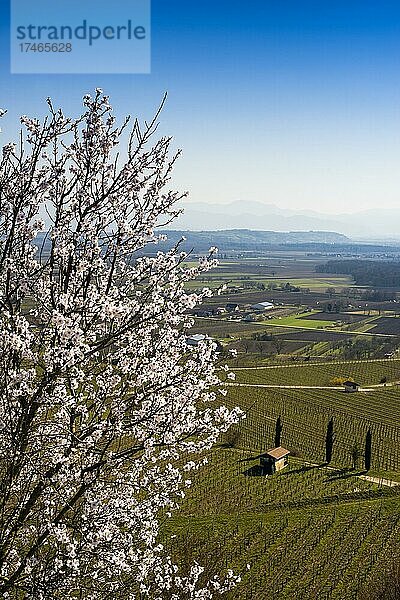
[174,200,400,240]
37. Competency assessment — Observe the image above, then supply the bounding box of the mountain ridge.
[170,201,400,238]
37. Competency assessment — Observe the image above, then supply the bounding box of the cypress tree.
[274,415,283,448]
[365,428,372,471]
[350,441,361,470]
[325,417,335,463]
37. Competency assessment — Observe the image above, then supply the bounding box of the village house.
[260,447,290,475]
[243,313,256,322]
[194,309,213,318]
[226,302,240,312]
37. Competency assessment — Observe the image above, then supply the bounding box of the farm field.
[261,312,341,328]
[191,313,390,341]
[186,276,354,293]
[369,316,400,335]
[186,255,400,363]
[185,256,356,293]
[269,329,382,342]
[302,312,367,323]
[264,276,353,290]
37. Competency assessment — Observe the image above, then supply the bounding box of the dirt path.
[357,475,400,488]
[303,462,400,488]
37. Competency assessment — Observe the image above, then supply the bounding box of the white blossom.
[0,91,243,599]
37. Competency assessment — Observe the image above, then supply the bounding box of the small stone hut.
[260,447,290,475]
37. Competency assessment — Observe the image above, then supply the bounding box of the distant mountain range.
[157,229,349,253]
[169,201,400,239]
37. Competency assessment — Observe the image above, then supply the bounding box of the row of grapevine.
[226,385,400,470]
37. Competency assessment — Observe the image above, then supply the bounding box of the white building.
[186,334,207,347]
[251,301,274,312]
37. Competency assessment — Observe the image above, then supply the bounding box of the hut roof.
[264,447,290,460]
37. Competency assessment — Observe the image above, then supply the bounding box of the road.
[358,475,400,488]
[303,462,400,488]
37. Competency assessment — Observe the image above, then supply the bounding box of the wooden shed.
[260,447,290,475]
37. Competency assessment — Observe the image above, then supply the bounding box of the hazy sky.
[1,0,400,214]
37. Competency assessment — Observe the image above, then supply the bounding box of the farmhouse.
[251,301,274,312]
[260,447,290,475]
[226,302,240,312]
[194,309,212,318]
[343,380,359,393]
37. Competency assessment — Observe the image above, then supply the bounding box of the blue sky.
[1,0,400,213]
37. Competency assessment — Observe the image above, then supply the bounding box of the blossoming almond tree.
[0,90,241,599]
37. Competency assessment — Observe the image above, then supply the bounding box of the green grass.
[270,276,354,289]
[260,311,337,329]
[367,469,400,483]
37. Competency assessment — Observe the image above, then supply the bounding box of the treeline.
[317,259,400,287]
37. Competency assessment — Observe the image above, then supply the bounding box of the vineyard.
[232,358,400,388]
[370,316,400,335]
[225,382,400,471]
[166,500,400,599]
[167,358,400,598]
[180,451,386,516]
